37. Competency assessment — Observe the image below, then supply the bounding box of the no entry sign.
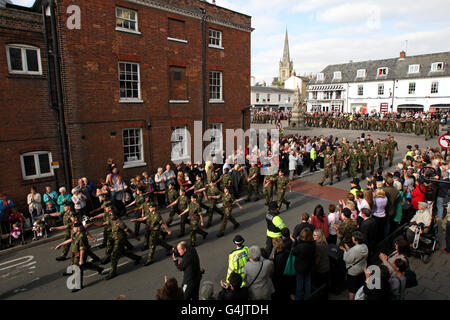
[439,134,450,149]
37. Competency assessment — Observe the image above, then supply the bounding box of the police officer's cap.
[269,201,279,211]
[351,178,360,185]
[407,145,412,149]
[233,235,245,245]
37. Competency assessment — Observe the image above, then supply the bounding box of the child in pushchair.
[32,214,48,240]
[5,208,25,246]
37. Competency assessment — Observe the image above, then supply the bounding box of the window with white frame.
[431,62,444,72]
[20,151,53,180]
[378,84,384,95]
[116,7,138,32]
[356,69,366,78]
[209,71,223,101]
[278,94,281,102]
[408,64,420,74]
[312,92,317,99]
[333,71,341,80]
[335,91,341,99]
[256,93,260,102]
[316,73,324,81]
[6,45,42,75]
[171,126,189,161]
[267,94,271,102]
[377,67,388,76]
[210,123,223,156]
[431,81,439,94]
[122,128,144,165]
[119,62,141,101]
[209,29,222,48]
[408,82,416,95]
[358,85,364,96]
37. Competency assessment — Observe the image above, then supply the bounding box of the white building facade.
[307,51,450,113]
[251,86,295,111]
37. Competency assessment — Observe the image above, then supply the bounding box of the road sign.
[439,134,450,149]
[51,161,59,169]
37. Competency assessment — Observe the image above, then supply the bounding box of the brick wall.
[0,8,63,211]
[56,0,251,183]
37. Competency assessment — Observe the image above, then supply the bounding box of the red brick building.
[0,0,252,210]
[0,2,63,210]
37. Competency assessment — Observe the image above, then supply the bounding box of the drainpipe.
[44,0,72,188]
[200,8,207,149]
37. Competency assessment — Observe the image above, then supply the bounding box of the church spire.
[282,28,290,63]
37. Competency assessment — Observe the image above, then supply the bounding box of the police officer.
[179,195,208,247]
[265,201,287,255]
[225,235,249,286]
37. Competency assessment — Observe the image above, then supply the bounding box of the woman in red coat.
[310,204,329,238]
[410,182,425,210]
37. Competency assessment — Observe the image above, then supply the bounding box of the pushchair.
[32,212,48,241]
[6,209,26,246]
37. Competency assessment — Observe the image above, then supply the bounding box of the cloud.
[317,2,381,31]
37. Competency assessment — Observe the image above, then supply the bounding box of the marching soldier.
[359,147,369,180]
[263,174,275,205]
[55,222,104,292]
[368,145,378,176]
[349,148,360,179]
[276,170,292,210]
[319,153,334,186]
[217,167,233,192]
[186,174,208,210]
[131,202,172,266]
[125,186,146,237]
[387,135,399,167]
[375,139,384,169]
[217,186,242,238]
[246,163,260,202]
[334,146,345,182]
[164,183,179,227]
[167,188,190,238]
[205,181,224,228]
[105,209,141,280]
[415,117,421,135]
[179,195,208,247]
[47,202,74,261]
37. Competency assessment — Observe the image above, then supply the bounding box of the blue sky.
[11,0,450,84]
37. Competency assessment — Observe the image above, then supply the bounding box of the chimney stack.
[400,51,406,59]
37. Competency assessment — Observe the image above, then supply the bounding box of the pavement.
[0,125,448,300]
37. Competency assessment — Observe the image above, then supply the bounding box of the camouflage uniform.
[263,175,275,205]
[376,142,385,169]
[349,152,359,179]
[334,149,345,181]
[146,208,172,263]
[321,154,334,185]
[359,150,368,179]
[70,231,102,286]
[246,166,260,201]
[219,193,239,235]
[368,147,377,175]
[206,185,224,227]
[109,219,140,275]
[188,201,207,246]
[276,174,291,210]
[338,219,358,248]
[166,188,180,226]
[220,172,232,192]
[61,210,74,258]
[133,194,146,237]
[387,139,398,167]
[177,195,190,236]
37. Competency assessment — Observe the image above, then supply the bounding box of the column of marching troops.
[319,135,399,186]
[50,164,292,291]
[303,113,441,141]
[252,110,292,124]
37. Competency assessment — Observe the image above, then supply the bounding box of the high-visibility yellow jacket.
[227,246,249,286]
[266,213,286,238]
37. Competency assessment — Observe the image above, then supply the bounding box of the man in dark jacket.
[383,177,399,236]
[291,213,314,242]
[358,208,378,258]
[291,228,316,300]
[172,241,202,300]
